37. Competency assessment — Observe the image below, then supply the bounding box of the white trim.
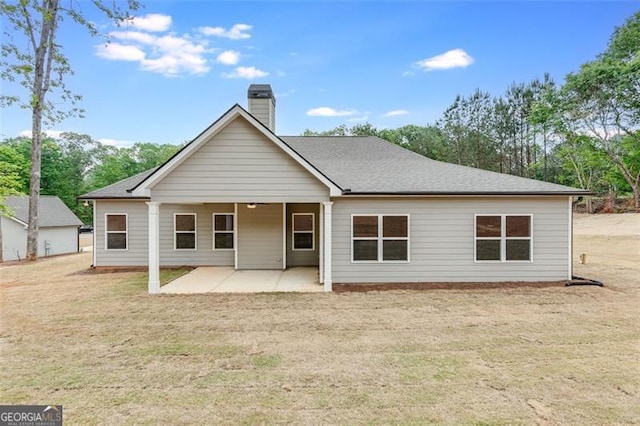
[212,213,235,250]
[233,203,238,269]
[147,202,161,294]
[104,213,128,251]
[131,105,342,197]
[337,194,584,198]
[322,201,333,292]
[92,200,97,266]
[568,197,573,279]
[474,214,533,263]
[174,213,197,250]
[350,214,410,263]
[319,203,324,284]
[6,215,28,227]
[282,203,286,270]
[292,213,315,251]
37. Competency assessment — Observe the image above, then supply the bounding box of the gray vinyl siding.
[237,203,284,269]
[151,117,329,203]
[1,218,78,261]
[286,203,320,267]
[248,98,275,131]
[331,197,570,283]
[40,227,78,257]
[1,217,27,261]
[95,201,235,267]
[159,203,235,267]
[95,200,149,266]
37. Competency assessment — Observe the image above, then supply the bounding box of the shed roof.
[4,195,83,227]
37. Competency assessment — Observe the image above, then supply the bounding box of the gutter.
[341,190,593,196]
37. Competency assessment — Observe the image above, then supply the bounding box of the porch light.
[247,203,257,209]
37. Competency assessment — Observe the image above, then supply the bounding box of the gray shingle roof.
[78,134,588,199]
[78,169,156,199]
[4,195,82,227]
[281,136,587,195]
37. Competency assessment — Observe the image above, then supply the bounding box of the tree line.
[0,134,180,223]
[305,11,640,210]
[0,10,637,238]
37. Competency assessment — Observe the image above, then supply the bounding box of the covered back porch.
[146,201,333,293]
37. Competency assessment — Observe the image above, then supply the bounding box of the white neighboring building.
[1,195,83,261]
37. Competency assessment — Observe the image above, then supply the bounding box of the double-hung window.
[475,214,532,262]
[213,214,234,250]
[175,213,197,250]
[105,214,127,250]
[352,215,409,262]
[292,213,314,250]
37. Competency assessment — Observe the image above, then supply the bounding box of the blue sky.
[2,1,638,147]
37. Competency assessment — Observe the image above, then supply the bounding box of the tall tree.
[559,11,640,208]
[0,0,139,260]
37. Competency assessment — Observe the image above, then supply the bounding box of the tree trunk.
[26,113,42,261]
[586,197,592,214]
[26,0,59,261]
[0,218,3,262]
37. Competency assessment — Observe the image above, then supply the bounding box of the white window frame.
[474,214,533,263]
[351,214,410,263]
[292,213,315,251]
[105,213,128,251]
[174,213,197,251]
[213,213,235,251]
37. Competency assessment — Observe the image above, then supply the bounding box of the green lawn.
[1,227,638,425]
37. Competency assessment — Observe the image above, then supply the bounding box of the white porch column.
[322,201,333,292]
[319,202,324,283]
[282,203,287,270]
[147,201,161,294]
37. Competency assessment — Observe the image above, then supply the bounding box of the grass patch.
[1,217,639,424]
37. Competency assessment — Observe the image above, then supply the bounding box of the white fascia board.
[131,105,342,197]
[7,215,28,228]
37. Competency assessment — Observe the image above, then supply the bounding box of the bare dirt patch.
[1,214,638,424]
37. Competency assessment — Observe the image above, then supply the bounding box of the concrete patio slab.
[160,267,322,294]
[160,267,235,294]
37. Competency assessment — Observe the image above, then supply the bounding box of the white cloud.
[402,70,415,77]
[18,129,64,139]
[307,107,356,117]
[18,130,135,147]
[223,66,269,79]
[97,17,261,77]
[347,115,369,122]
[216,50,240,65]
[122,13,172,32]
[110,31,156,45]
[416,48,474,71]
[98,138,135,148]
[385,109,409,117]
[96,42,146,61]
[199,24,252,40]
[97,29,211,76]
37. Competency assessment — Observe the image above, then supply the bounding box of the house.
[1,195,83,261]
[78,84,589,293]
